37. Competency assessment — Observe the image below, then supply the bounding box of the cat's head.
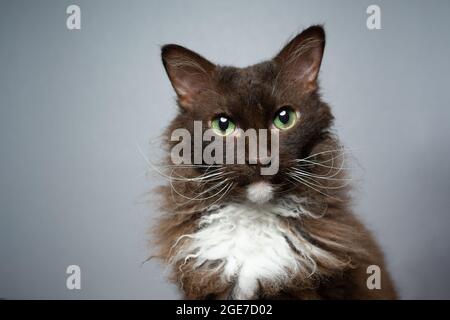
[161,26,338,206]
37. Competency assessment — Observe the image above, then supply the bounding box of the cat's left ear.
[274,25,325,92]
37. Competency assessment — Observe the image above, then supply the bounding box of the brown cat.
[152,25,397,299]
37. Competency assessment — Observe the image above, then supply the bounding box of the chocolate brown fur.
[152,26,397,299]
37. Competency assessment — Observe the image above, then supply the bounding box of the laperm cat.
[152,25,397,299]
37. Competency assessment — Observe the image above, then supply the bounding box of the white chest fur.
[172,197,334,299]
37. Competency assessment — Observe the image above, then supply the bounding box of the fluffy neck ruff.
[169,195,348,299]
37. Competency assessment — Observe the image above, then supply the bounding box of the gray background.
[1,0,449,299]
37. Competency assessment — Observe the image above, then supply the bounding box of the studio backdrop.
[0,0,449,299]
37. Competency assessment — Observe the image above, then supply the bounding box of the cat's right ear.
[161,44,215,110]
[274,25,325,93]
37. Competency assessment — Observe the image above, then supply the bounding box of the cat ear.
[274,25,325,92]
[161,44,215,110]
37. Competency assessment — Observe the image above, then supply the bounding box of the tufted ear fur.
[274,25,325,92]
[161,44,216,110]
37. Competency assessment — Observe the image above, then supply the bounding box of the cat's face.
[161,26,334,204]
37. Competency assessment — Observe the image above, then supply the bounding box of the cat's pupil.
[278,110,289,124]
[219,117,229,131]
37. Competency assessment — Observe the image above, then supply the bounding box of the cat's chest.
[178,202,303,299]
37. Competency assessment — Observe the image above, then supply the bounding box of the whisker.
[287,172,343,202]
[175,182,235,214]
[301,148,352,161]
[289,166,351,181]
[170,169,230,182]
[293,158,352,170]
[152,164,222,168]
[288,171,351,190]
[171,178,233,205]
[138,144,230,183]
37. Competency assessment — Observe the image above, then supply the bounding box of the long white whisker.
[293,158,352,170]
[171,169,230,182]
[290,169,352,181]
[138,144,230,183]
[176,182,235,214]
[287,173,343,201]
[171,178,232,205]
[290,158,350,180]
[153,164,221,168]
[291,148,350,182]
[301,148,351,162]
[288,171,351,190]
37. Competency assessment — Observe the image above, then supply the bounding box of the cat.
[151,25,397,299]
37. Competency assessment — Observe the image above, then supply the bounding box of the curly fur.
[151,25,397,299]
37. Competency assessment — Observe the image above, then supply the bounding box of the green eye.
[273,106,297,130]
[211,116,236,136]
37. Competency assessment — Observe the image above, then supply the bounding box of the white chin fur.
[246,181,273,204]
